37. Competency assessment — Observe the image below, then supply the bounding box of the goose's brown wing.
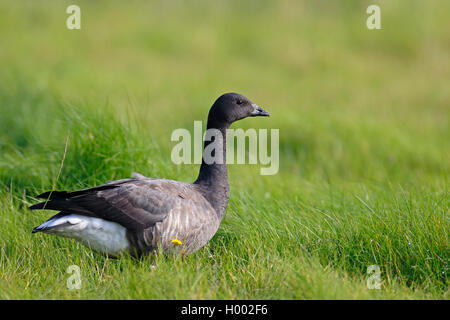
[29,179,189,231]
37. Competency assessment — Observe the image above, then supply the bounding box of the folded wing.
[29,178,185,231]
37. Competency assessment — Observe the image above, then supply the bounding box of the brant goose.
[30,93,269,256]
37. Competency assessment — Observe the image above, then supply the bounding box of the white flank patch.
[38,214,130,256]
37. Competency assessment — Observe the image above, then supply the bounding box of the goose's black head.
[207,92,269,128]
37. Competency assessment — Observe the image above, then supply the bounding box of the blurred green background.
[0,0,448,299]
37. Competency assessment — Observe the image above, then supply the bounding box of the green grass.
[0,0,448,299]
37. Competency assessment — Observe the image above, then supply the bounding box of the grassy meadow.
[0,0,448,299]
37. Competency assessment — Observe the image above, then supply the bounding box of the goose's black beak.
[251,104,270,117]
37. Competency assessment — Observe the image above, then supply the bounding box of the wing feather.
[30,178,188,231]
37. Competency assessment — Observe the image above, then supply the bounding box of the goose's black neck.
[194,122,230,220]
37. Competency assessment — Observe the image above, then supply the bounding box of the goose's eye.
[236,99,244,105]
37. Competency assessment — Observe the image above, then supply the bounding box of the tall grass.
[0,0,448,299]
